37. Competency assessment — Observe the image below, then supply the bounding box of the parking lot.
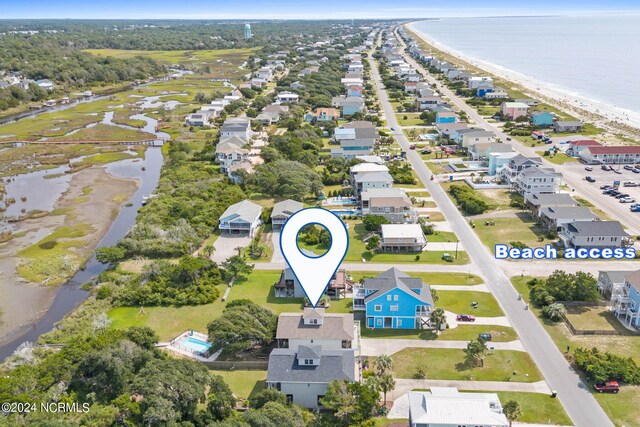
[561,161,640,233]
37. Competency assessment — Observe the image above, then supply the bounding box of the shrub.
[448,184,489,215]
[573,347,640,384]
[541,302,566,321]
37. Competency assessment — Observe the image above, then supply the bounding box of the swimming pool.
[180,336,212,353]
[324,197,357,206]
[331,209,360,216]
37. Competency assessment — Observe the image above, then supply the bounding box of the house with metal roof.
[218,200,262,237]
[513,167,563,195]
[597,270,629,301]
[379,224,427,253]
[408,388,508,427]
[612,270,640,330]
[353,267,433,329]
[553,120,583,133]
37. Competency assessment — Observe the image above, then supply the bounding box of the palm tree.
[429,308,446,333]
[503,400,523,427]
[378,373,395,405]
[373,354,394,376]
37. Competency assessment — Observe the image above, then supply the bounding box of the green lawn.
[361,325,517,342]
[437,290,504,317]
[84,47,256,65]
[109,270,351,340]
[544,152,578,165]
[564,305,622,332]
[46,123,156,143]
[349,271,482,286]
[595,386,640,427]
[209,370,266,400]
[426,230,458,242]
[391,348,543,382]
[396,113,427,127]
[474,391,571,425]
[473,216,549,249]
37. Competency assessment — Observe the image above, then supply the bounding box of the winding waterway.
[0,112,169,361]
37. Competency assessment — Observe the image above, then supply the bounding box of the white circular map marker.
[280,208,349,308]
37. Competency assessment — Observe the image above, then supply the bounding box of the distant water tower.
[244,24,253,40]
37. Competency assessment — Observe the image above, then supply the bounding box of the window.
[394,295,399,301]
[386,295,392,301]
[376,319,382,326]
[304,359,313,365]
[390,305,399,312]
[397,319,402,326]
[374,305,382,312]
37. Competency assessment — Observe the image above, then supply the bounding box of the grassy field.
[109,270,352,340]
[391,348,543,382]
[349,271,483,286]
[361,325,517,342]
[46,124,157,143]
[209,369,266,401]
[564,306,622,332]
[17,224,94,286]
[595,386,640,427]
[84,48,256,65]
[480,391,572,425]
[472,215,548,249]
[425,230,458,242]
[544,152,579,165]
[396,113,427,126]
[437,290,504,317]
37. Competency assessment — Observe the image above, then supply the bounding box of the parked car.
[479,333,492,341]
[390,127,395,131]
[620,197,635,203]
[616,193,630,199]
[601,165,611,171]
[631,205,640,212]
[456,314,476,322]
[633,168,640,174]
[594,382,620,393]
[585,166,593,171]
[624,165,634,171]
[409,144,416,150]
[585,176,596,183]
[614,169,622,174]
[623,182,638,187]
[600,185,613,190]
[506,137,512,141]
[421,149,432,155]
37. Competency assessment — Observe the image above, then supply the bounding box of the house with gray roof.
[553,120,583,133]
[379,224,427,253]
[524,193,579,217]
[597,270,629,301]
[559,220,630,248]
[539,206,598,231]
[275,308,358,352]
[271,199,303,230]
[218,200,262,237]
[266,346,357,408]
[513,167,562,195]
[353,268,433,329]
[220,117,251,140]
[274,264,348,300]
[360,188,417,223]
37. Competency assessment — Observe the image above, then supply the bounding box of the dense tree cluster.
[112,255,222,306]
[448,184,490,215]
[114,142,245,258]
[573,347,640,384]
[207,300,277,357]
[387,160,417,185]
[249,159,323,201]
[527,271,599,307]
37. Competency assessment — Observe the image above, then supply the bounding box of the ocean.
[410,15,640,114]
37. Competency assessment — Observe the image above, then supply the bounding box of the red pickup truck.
[594,381,620,393]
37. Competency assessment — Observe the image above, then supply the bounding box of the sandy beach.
[406,22,640,138]
[0,165,139,344]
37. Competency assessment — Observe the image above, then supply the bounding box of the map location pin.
[280,208,349,308]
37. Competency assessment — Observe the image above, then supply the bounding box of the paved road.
[370,32,614,427]
[361,338,525,356]
[397,28,640,236]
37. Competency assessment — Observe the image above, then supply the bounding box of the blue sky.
[2,0,639,19]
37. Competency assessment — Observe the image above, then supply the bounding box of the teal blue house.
[531,111,554,127]
[353,268,433,329]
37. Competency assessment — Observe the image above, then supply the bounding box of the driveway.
[270,231,284,263]
[211,234,251,263]
[360,338,525,356]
